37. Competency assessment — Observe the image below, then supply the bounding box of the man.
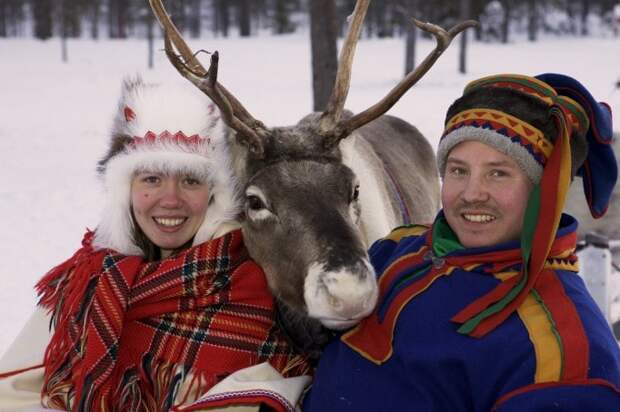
[302,74,620,411]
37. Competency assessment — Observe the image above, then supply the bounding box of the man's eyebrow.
[445,157,517,168]
[486,160,516,167]
[445,157,467,165]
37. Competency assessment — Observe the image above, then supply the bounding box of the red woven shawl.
[36,229,308,411]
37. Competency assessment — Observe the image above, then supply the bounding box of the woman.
[0,77,309,411]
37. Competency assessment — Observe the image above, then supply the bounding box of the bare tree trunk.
[309,0,338,111]
[7,0,25,36]
[91,0,100,39]
[252,0,266,32]
[459,0,471,74]
[580,0,589,36]
[58,0,68,62]
[365,0,376,37]
[403,0,417,75]
[339,0,356,37]
[500,0,511,44]
[374,0,388,37]
[33,0,53,40]
[527,0,537,41]
[147,10,154,69]
[472,0,484,41]
[215,0,229,37]
[0,1,8,37]
[212,0,219,36]
[108,0,114,38]
[117,0,127,38]
[168,0,187,33]
[238,0,251,36]
[0,2,6,37]
[62,0,81,38]
[188,0,201,38]
[565,1,577,35]
[108,0,128,38]
[274,0,293,34]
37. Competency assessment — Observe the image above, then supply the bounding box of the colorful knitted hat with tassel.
[436,73,617,337]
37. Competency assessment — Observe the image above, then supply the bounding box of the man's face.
[441,140,534,248]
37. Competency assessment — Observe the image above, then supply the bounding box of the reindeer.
[149,0,476,349]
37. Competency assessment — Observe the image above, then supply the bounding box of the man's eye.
[449,167,465,176]
[490,170,508,178]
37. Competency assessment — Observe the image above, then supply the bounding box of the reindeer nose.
[326,290,375,319]
[322,265,378,319]
[305,260,379,330]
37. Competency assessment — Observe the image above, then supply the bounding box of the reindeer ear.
[124,106,136,122]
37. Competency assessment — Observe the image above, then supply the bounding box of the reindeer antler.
[319,0,370,132]
[320,0,478,148]
[148,0,268,157]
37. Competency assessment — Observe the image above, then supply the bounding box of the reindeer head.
[149,0,475,330]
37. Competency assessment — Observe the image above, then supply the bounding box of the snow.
[1,31,619,358]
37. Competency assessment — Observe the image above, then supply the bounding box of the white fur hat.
[92,76,240,256]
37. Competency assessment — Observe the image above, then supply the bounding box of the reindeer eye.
[247,195,265,211]
[352,184,360,202]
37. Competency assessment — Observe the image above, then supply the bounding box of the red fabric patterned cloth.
[36,229,309,411]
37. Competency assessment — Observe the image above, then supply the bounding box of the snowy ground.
[1,31,619,357]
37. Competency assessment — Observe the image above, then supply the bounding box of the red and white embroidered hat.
[93,76,240,255]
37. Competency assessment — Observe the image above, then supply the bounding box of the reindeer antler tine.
[448,20,480,37]
[208,51,219,88]
[149,0,266,157]
[327,18,478,147]
[163,35,200,78]
[412,19,450,49]
[149,0,205,75]
[202,51,265,157]
[320,0,371,133]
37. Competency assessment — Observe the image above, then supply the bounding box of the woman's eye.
[183,177,202,186]
[247,195,265,211]
[142,175,160,184]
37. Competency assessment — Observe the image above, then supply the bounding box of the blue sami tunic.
[304,214,620,411]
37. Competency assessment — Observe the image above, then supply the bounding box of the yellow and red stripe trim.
[517,290,563,383]
[535,269,589,380]
[342,264,458,364]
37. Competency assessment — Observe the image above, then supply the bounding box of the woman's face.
[131,172,210,258]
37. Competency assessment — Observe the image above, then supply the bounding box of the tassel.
[453,107,573,337]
